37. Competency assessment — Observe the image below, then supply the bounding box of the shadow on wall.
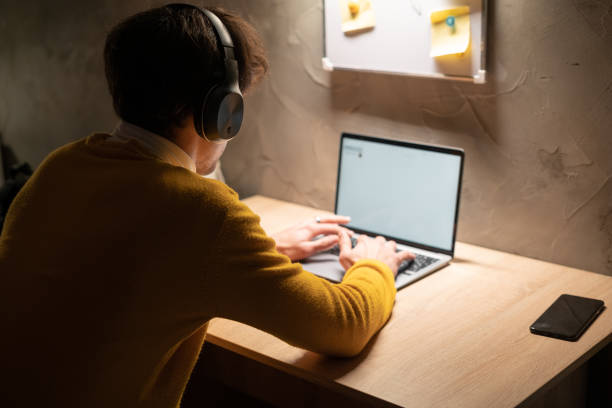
[328,0,500,135]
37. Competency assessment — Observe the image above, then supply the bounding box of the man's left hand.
[272,215,352,261]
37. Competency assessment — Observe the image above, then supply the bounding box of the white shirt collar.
[109,121,197,173]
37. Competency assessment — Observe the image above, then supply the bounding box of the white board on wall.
[323,0,488,83]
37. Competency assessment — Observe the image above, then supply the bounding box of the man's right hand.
[338,230,416,277]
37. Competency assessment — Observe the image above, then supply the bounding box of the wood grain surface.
[207,195,612,407]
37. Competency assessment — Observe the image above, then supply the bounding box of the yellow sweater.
[0,134,396,407]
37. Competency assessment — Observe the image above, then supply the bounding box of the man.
[0,4,414,407]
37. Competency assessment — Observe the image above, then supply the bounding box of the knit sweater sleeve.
[207,194,397,357]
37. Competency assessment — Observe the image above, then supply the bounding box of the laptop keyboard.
[323,237,439,274]
[398,254,438,274]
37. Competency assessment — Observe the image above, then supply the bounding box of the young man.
[0,4,414,407]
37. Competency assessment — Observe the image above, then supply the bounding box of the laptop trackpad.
[301,253,345,283]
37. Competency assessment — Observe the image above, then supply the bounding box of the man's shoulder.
[157,167,240,214]
[36,134,246,220]
[176,171,238,200]
[38,134,241,214]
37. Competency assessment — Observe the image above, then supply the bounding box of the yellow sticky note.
[430,6,471,57]
[339,0,376,35]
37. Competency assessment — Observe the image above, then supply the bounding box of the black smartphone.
[530,294,605,341]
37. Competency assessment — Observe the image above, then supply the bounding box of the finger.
[309,223,347,237]
[375,235,385,244]
[314,215,351,225]
[386,240,397,251]
[397,250,416,262]
[357,234,367,244]
[338,230,352,253]
[306,235,339,253]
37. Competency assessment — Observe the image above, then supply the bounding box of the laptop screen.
[335,134,463,254]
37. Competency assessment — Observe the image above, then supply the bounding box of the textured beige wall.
[1,0,611,275]
[220,0,612,276]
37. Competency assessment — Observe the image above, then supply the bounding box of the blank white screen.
[336,137,461,252]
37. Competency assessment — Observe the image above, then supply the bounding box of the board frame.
[322,0,488,83]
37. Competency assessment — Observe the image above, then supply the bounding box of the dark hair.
[104,5,268,137]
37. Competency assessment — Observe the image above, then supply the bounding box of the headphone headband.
[166,4,235,61]
[200,9,234,54]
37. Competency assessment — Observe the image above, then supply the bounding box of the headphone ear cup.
[202,85,244,141]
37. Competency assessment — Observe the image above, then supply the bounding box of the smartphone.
[529,294,605,342]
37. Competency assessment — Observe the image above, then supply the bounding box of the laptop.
[302,133,464,290]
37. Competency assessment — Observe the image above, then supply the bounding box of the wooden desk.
[206,195,612,407]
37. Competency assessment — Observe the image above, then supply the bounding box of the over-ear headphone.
[168,4,244,142]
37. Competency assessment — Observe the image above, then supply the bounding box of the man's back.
[0,133,398,407]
